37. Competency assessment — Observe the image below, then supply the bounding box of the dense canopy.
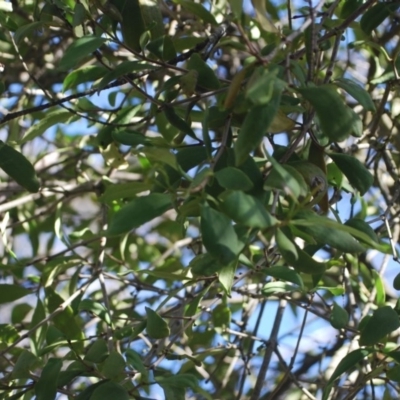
[1,0,400,399]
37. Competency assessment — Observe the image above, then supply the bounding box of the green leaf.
[335,78,376,112]
[212,303,231,328]
[0,284,30,304]
[187,53,220,90]
[84,338,109,363]
[234,99,282,166]
[330,302,349,329]
[147,36,177,61]
[96,61,156,91]
[0,142,40,192]
[173,0,217,25]
[35,358,62,400]
[275,229,298,265]
[359,306,400,346]
[262,281,297,296]
[0,324,19,343]
[112,130,152,147]
[90,381,129,400]
[59,35,107,70]
[126,349,147,375]
[201,203,243,265]
[189,253,224,276]
[360,3,397,35]
[97,106,141,148]
[63,65,108,92]
[246,67,285,105]
[22,109,74,144]
[264,154,307,199]
[329,153,373,195]
[45,288,84,348]
[146,307,170,339]
[101,350,126,379]
[218,260,237,294]
[292,211,366,253]
[372,269,385,306]
[12,350,38,379]
[100,182,153,203]
[289,244,326,275]
[221,191,277,229]
[78,299,111,325]
[215,167,254,191]
[344,218,379,244]
[163,107,196,138]
[14,21,46,44]
[394,273,400,290]
[107,193,172,235]
[326,348,371,386]
[298,85,362,142]
[265,265,304,288]
[11,303,32,324]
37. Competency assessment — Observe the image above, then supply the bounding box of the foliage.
[1,0,400,399]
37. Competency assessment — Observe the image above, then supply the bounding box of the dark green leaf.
[264,265,304,288]
[221,191,277,228]
[298,85,362,142]
[101,351,126,379]
[63,65,108,92]
[329,153,373,195]
[45,288,84,348]
[84,339,109,363]
[187,53,220,90]
[275,228,298,265]
[246,66,285,105]
[78,299,111,325]
[96,61,156,91]
[22,109,75,144]
[163,107,196,138]
[100,182,153,203]
[147,35,177,60]
[330,302,349,329]
[12,350,38,379]
[90,381,129,400]
[14,21,46,44]
[359,306,400,346]
[173,0,217,24]
[394,273,400,290]
[59,35,107,70]
[0,142,40,192]
[35,358,62,400]
[107,193,172,235]
[201,203,243,265]
[345,218,379,243]
[189,253,223,276]
[146,307,170,339]
[234,99,281,166]
[215,167,254,191]
[11,303,32,324]
[360,3,397,35]
[326,348,371,385]
[292,211,366,253]
[0,284,30,304]
[335,78,376,112]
